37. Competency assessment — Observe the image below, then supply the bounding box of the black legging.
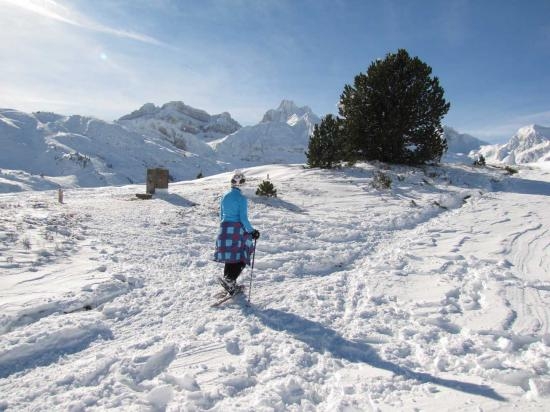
[224,262,246,281]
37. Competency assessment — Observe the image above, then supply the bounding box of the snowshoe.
[218,276,239,296]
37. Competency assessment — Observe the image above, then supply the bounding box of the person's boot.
[218,277,237,295]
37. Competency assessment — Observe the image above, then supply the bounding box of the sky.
[1,0,549,143]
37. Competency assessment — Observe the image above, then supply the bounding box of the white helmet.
[231,170,246,187]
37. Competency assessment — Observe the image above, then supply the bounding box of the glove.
[251,229,260,240]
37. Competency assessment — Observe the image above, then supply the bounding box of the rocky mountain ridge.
[2,99,546,193]
[474,124,550,164]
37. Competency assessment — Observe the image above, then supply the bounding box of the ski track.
[1,164,550,410]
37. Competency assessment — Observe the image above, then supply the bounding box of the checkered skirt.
[214,221,255,264]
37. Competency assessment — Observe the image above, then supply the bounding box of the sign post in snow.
[146,168,169,195]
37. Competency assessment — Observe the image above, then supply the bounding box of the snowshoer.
[214,170,260,295]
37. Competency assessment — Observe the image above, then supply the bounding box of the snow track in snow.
[1,163,550,410]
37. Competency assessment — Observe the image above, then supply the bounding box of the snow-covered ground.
[1,162,550,411]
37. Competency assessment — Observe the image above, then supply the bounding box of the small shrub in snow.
[22,238,31,250]
[473,154,486,167]
[57,152,90,168]
[433,201,448,210]
[372,171,392,189]
[256,180,277,197]
[504,166,518,175]
[158,126,169,136]
[6,232,18,244]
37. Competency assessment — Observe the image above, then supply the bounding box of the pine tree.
[338,49,450,165]
[306,114,343,169]
[256,180,277,197]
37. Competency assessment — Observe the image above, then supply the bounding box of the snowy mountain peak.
[475,123,550,164]
[117,100,241,155]
[159,101,211,123]
[443,126,488,153]
[514,124,550,145]
[118,103,157,120]
[119,101,240,133]
[211,101,321,165]
[261,100,319,125]
[277,99,305,115]
[521,124,549,134]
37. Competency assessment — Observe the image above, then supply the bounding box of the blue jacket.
[220,187,254,233]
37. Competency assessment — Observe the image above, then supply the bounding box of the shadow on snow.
[155,192,197,207]
[252,308,507,402]
[0,330,113,379]
[493,176,550,196]
[252,196,305,214]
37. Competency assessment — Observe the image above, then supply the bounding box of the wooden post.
[146,168,169,195]
[146,169,156,194]
[58,188,64,204]
[155,168,169,189]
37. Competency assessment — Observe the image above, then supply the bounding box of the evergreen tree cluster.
[307,49,450,168]
[306,114,343,169]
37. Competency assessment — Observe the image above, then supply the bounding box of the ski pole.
[248,239,257,303]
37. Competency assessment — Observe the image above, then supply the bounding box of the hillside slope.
[1,163,549,410]
[442,126,489,163]
[0,108,224,192]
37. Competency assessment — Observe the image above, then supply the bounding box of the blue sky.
[1,0,549,143]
